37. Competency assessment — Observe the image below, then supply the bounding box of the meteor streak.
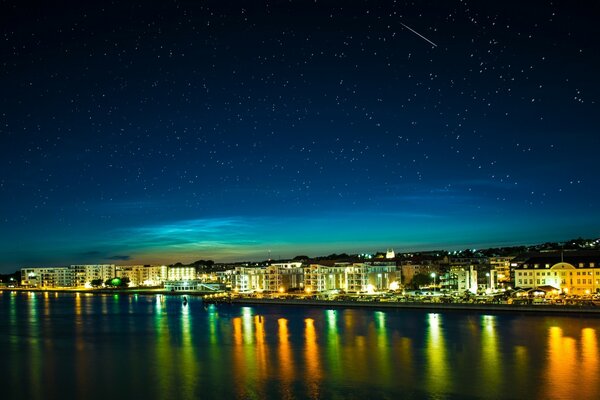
[401,22,438,48]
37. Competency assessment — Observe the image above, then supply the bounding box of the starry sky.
[1,0,599,271]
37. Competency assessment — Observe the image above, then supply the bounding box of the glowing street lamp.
[430,272,436,292]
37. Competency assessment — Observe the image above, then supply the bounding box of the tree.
[91,279,103,288]
[411,273,433,289]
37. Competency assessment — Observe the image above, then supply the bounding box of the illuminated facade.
[231,266,266,292]
[303,264,346,293]
[489,256,514,283]
[455,266,478,294]
[20,267,72,288]
[264,263,304,292]
[167,266,196,281]
[344,263,399,293]
[72,264,115,287]
[116,265,167,286]
[515,261,600,295]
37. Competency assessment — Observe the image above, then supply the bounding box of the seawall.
[226,297,600,316]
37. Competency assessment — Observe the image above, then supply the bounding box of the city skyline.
[2,1,599,272]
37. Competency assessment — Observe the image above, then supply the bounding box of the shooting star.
[400,22,438,48]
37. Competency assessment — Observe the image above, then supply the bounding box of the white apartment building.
[20,267,73,288]
[303,264,346,293]
[72,264,115,287]
[116,265,168,286]
[231,266,266,292]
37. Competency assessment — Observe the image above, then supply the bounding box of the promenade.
[6,287,600,315]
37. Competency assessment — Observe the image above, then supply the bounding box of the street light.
[430,272,436,292]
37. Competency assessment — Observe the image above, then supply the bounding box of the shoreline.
[6,287,599,316]
[225,297,600,316]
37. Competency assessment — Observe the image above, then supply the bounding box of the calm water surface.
[2,291,600,399]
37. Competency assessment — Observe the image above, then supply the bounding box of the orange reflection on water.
[543,327,577,399]
[74,293,87,400]
[231,316,249,399]
[305,318,321,397]
[579,328,599,398]
[255,315,268,386]
[278,318,294,386]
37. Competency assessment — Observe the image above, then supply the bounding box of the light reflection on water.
[2,292,600,400]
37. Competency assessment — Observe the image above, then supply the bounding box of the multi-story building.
[400,262,437,286]
[167,266,196,281]
[515,261,599,295]
[231,266,266,292]
[264,262,304,292]
[303,264,346,293]
[72,265,115,287]
[20,267,73,288]
[116,265,167,286]
[455,266,478,294]
[489,257,514,283]
[343,262,399,293]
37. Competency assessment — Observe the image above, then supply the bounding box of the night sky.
[1,1,599,271]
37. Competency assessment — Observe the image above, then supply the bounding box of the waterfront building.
[344,262,399,293]
[116,265,167,286]
[400,262,437,286]
[264,262,304,292]
[489,256,514,283]
[515,261,599,295]
[231,266,266,292]
[303,264,346,293]
[455,266,478,294]
[168,265,196,281]
[513,251,600,295]
[72,264,115,287]
[20,267,73,288]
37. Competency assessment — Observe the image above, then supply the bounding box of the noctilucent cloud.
[1,1,599,270]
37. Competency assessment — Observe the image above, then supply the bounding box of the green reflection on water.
[28,293,42,400]
[373,311,391,385]
[325,310,341,381]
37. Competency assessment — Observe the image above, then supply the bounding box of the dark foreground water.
[2,292,600,400]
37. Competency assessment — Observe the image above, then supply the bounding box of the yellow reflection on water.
[372,311,391,384]
[480,315,501,392]
[28,293,42,400]
[179,303,198,398]
[425,313,449,394]
[154,295,171,397]
[242,307,254,345]
[512,345,528,392]
[305,318,321,397]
